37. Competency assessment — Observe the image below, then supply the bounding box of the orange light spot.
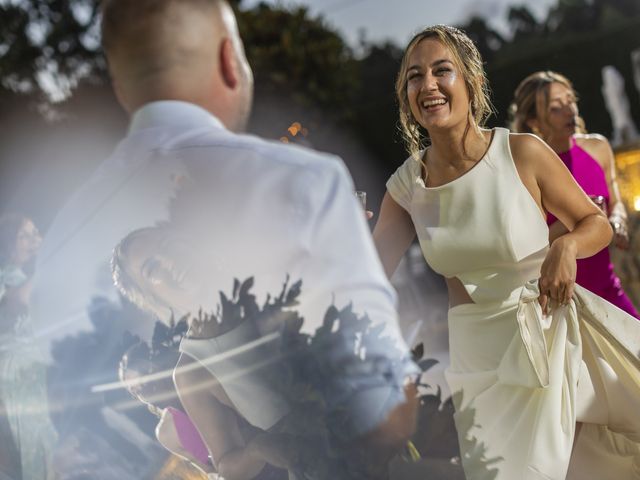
[288,122,302,136]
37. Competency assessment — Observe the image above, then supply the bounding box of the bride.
[373,24,640,480]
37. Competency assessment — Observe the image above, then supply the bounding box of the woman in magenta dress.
[119,339,288,479]
[119,340,216,476]
[511,71,639,318]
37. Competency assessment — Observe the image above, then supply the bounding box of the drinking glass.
[589,195,606,213]
[355,190,367,211]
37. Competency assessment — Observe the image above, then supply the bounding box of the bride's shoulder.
[508,132,550,160]
[395,151,423,175]
[507,133,561,179]
[507,132,546,150]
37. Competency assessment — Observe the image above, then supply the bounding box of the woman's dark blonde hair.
[396,25,494,160]
[509,71,586,134]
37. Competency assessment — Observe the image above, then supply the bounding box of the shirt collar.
[128,101,226,134]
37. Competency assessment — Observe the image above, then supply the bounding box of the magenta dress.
[166,407,211,466]
[165,407,288,479]
[547,138,639,318]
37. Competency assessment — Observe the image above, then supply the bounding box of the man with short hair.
[33,0,418,477]
[101,0,253,133]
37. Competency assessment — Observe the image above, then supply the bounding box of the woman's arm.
[548,220,569,245]
[173,354,266,480]
[372,193,416,279]
[580,135,629,249]
[510,134,612,310]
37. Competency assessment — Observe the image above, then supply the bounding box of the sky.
[244,0,559,49]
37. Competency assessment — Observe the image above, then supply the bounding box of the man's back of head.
[101,0,253,131]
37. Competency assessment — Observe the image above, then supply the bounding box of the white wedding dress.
[387,127,640,479]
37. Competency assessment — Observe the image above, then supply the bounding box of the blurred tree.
[597,0,640,16]
[545,0,600,33]
[548,0,640,31]
[507,6,542,40]
[488,16,640,139]
[596,0,640,29]
[0,0,638,203]
[0,0,363,219]
[457,16,505,62]
[349,42,405,173]
[0,0,105,100]
[0,0,354,117]
[238,3,358,119]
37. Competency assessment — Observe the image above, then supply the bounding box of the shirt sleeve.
[386,156,418,212]
[300,158,420,439]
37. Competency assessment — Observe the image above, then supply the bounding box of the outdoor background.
[2,0,640,225]
[1,0,640,478]
[3,0,639,370]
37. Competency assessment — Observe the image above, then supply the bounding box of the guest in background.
[374,25,640,479]
[511,70,639,318]
[0,213,58,480]
[120,338,222,478]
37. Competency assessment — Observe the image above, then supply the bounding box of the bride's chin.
[418,112,449,128]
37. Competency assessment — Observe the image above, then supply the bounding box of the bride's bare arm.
[510,133,612,308]
[373,193,416,279]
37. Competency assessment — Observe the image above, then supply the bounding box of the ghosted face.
[12,219,42,266]
[122,366,176,409]
[122,366,151,404]
[405,39,470,133]
[117,228,204,324]
[536,81,579,141]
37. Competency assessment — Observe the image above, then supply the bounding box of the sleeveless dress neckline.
[556,135,577,157]
[420,128,497,191]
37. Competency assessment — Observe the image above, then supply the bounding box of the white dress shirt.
[32,100,418,437]
[31,102,215,350]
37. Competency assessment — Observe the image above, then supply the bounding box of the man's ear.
[219,38,239,89]
[112,79,132,114]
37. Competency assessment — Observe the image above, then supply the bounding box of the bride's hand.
[538,237,577,315]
